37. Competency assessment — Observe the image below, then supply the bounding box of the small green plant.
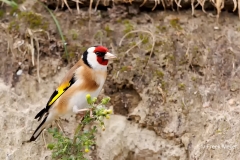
[167,54,175,61]
[160,80,167,90]
[169,18,182,30]
[70,29,78,40]
[139,34,149,44]
[47,94,112,160]
[178,83,185,90]
[123,20,134,34]
[155,70,164,78]
[104,25,113,37]
[191,76,197,81]
[8,21,20,32]
[0,0,18,8]
[0,10,4,18]
[156,25,167,32]
[120,66,128,72]
[19,11,48,29]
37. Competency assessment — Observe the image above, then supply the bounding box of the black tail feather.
[34,108,46,121]
[29,115,48,142]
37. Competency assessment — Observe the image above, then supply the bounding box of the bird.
[28,45,116,142]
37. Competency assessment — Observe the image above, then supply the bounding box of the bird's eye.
[95,52,105,57]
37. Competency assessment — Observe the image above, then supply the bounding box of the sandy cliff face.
[1,2,240,159]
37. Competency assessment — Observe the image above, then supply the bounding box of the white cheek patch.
[87,47,95,53]
[87,48,108,71]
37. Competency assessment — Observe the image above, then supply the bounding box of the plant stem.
[73,123,83,145]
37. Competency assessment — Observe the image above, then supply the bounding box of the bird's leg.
[73,106,93,118]
[77,108,93,118]
[77,108,89,115]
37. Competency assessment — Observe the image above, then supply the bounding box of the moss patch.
[19,11,49,29]
[70,29,79,40]
[8,21,20,32]
[8,11,49,33]
[178,83,185,90]
[123,20,134,34]
[0,10,4,18]
[155,70,164,78]
[169,18,182,30]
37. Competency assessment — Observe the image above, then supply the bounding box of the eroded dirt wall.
[1,2,240,159]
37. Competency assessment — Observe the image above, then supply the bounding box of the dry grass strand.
[89,0,93,17]
[119,29,156,80]
[238,0,240,19]
[62,0,72,13]
[95,0,101,11]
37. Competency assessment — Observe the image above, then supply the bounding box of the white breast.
[68,75,106,113]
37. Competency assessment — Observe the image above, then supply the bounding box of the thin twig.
[89,0,93,18]
[62,0,72,13]
[232,0,237,11]
[152,0,160,10]
[95,0,101,11]
[120,40,143,65]
[27,28,35,66]
[119,30,153,46]
[238,0,240,19]
[191,0,195,16]
[161,0,166,10]
[76,0,80,14]
[55,119,66,136]
[126,40,143,53]
[34,37,41,83]
[42,129,47,149]
[140,0,147,7]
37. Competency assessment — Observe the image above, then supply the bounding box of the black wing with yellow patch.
[34,75,76,121]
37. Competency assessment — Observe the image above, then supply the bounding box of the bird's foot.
[76,108,93,118]
[73,106,93,118]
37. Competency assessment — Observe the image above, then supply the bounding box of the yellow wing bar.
[48,82,71,106]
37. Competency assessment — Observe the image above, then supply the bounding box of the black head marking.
[95,51,106,57]
[82,50,92,68]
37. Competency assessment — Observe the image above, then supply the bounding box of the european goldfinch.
[28,45,116,142]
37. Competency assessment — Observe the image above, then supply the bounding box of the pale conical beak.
[104,52,117,60]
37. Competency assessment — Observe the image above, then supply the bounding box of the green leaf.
[101,97,111,105]
[47,143,55,150]
[91,97,97,103]
[0,0,18,8]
